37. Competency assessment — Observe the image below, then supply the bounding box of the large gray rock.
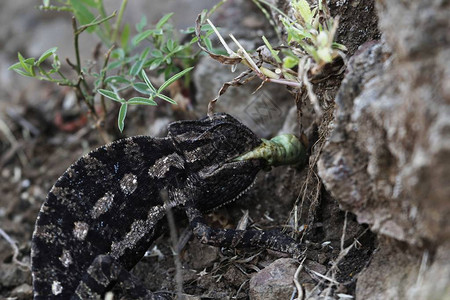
[318,0,450,247]
[318,0,450,298]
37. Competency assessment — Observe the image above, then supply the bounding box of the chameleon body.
[31,113,306,299]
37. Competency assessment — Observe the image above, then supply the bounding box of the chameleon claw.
[234,134,307,168]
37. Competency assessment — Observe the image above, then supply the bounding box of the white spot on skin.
[148,154,184,178]
[110,205,165,258]
[52,280,63,295]
[120,173,138,195]
[91,192,115,219]
[59,249,72,268]
[73,221,89,241]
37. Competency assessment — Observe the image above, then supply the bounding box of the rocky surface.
[249,258,298,300]
[318,0,450,298]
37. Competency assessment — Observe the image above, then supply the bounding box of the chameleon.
[31,113,307,299]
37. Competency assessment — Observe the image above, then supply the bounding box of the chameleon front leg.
[185,206,305,256]
[73,255,171,300]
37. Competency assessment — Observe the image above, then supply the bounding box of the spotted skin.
[31,113,305,299]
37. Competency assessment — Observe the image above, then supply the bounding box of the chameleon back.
[31,136,175,298]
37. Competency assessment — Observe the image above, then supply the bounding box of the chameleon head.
[168,113,264,211]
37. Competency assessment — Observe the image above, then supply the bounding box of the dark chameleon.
[31,113,307,299]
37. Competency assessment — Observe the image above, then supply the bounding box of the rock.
[249,258,328,300]
[317,0,450,298]
[0,263,31,288]
[10,283,33,299]
[249,258,298,300]
[184,238,219,271]
[222,265,249,289]
[356,237,450,300]
[318,0,450,247]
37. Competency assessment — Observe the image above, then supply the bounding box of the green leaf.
[98,89,123,102]
[139,47,150,60]
[262,36,281,63]
[163,64,177,80]
[203,37,213,51]
[70,0,96,32]
[200,24,213,32]
[80,0,97,7]
[283,56,299,69]
[17,53,34,76]
[136,15,147,32]
[173,45,183,53]
[11,68,34,77]
[190,36,199,44]
[133,82,153,95]
[294,0,313,25]
[156,13,174,29]
[9,58,34,71]
[104,76,131,84]
[25,58,36,65]
[18,53,27,70]
[42,0,50,7]
[111,48,125,60]
[151,28,163,36]
[140,70,156,92]
[332,42,347,51]
[157,67,194,93]
[166,39,176,52]
[151,49,163,58]
[121,24,130,51]
[107,60,123,71]
[51,54,60,70]
[156,93,177,105]
[181,26,196,34]
[127,97,157,105]
[129,59,145,77]
[8,62,22,71]
[37,47,58,65]
[118,103,128,132]
[149,58,163,70]
[132,30,153,46]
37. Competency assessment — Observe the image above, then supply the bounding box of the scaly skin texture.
[31,113,306,299]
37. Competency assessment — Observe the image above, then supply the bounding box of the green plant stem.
[56,70,69,82]
[75,11,117,35]
[111,0,128,43]
[70,12,116,118]
[70,18,97,118]
[72,17,81,74]
[99,46,115,118]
